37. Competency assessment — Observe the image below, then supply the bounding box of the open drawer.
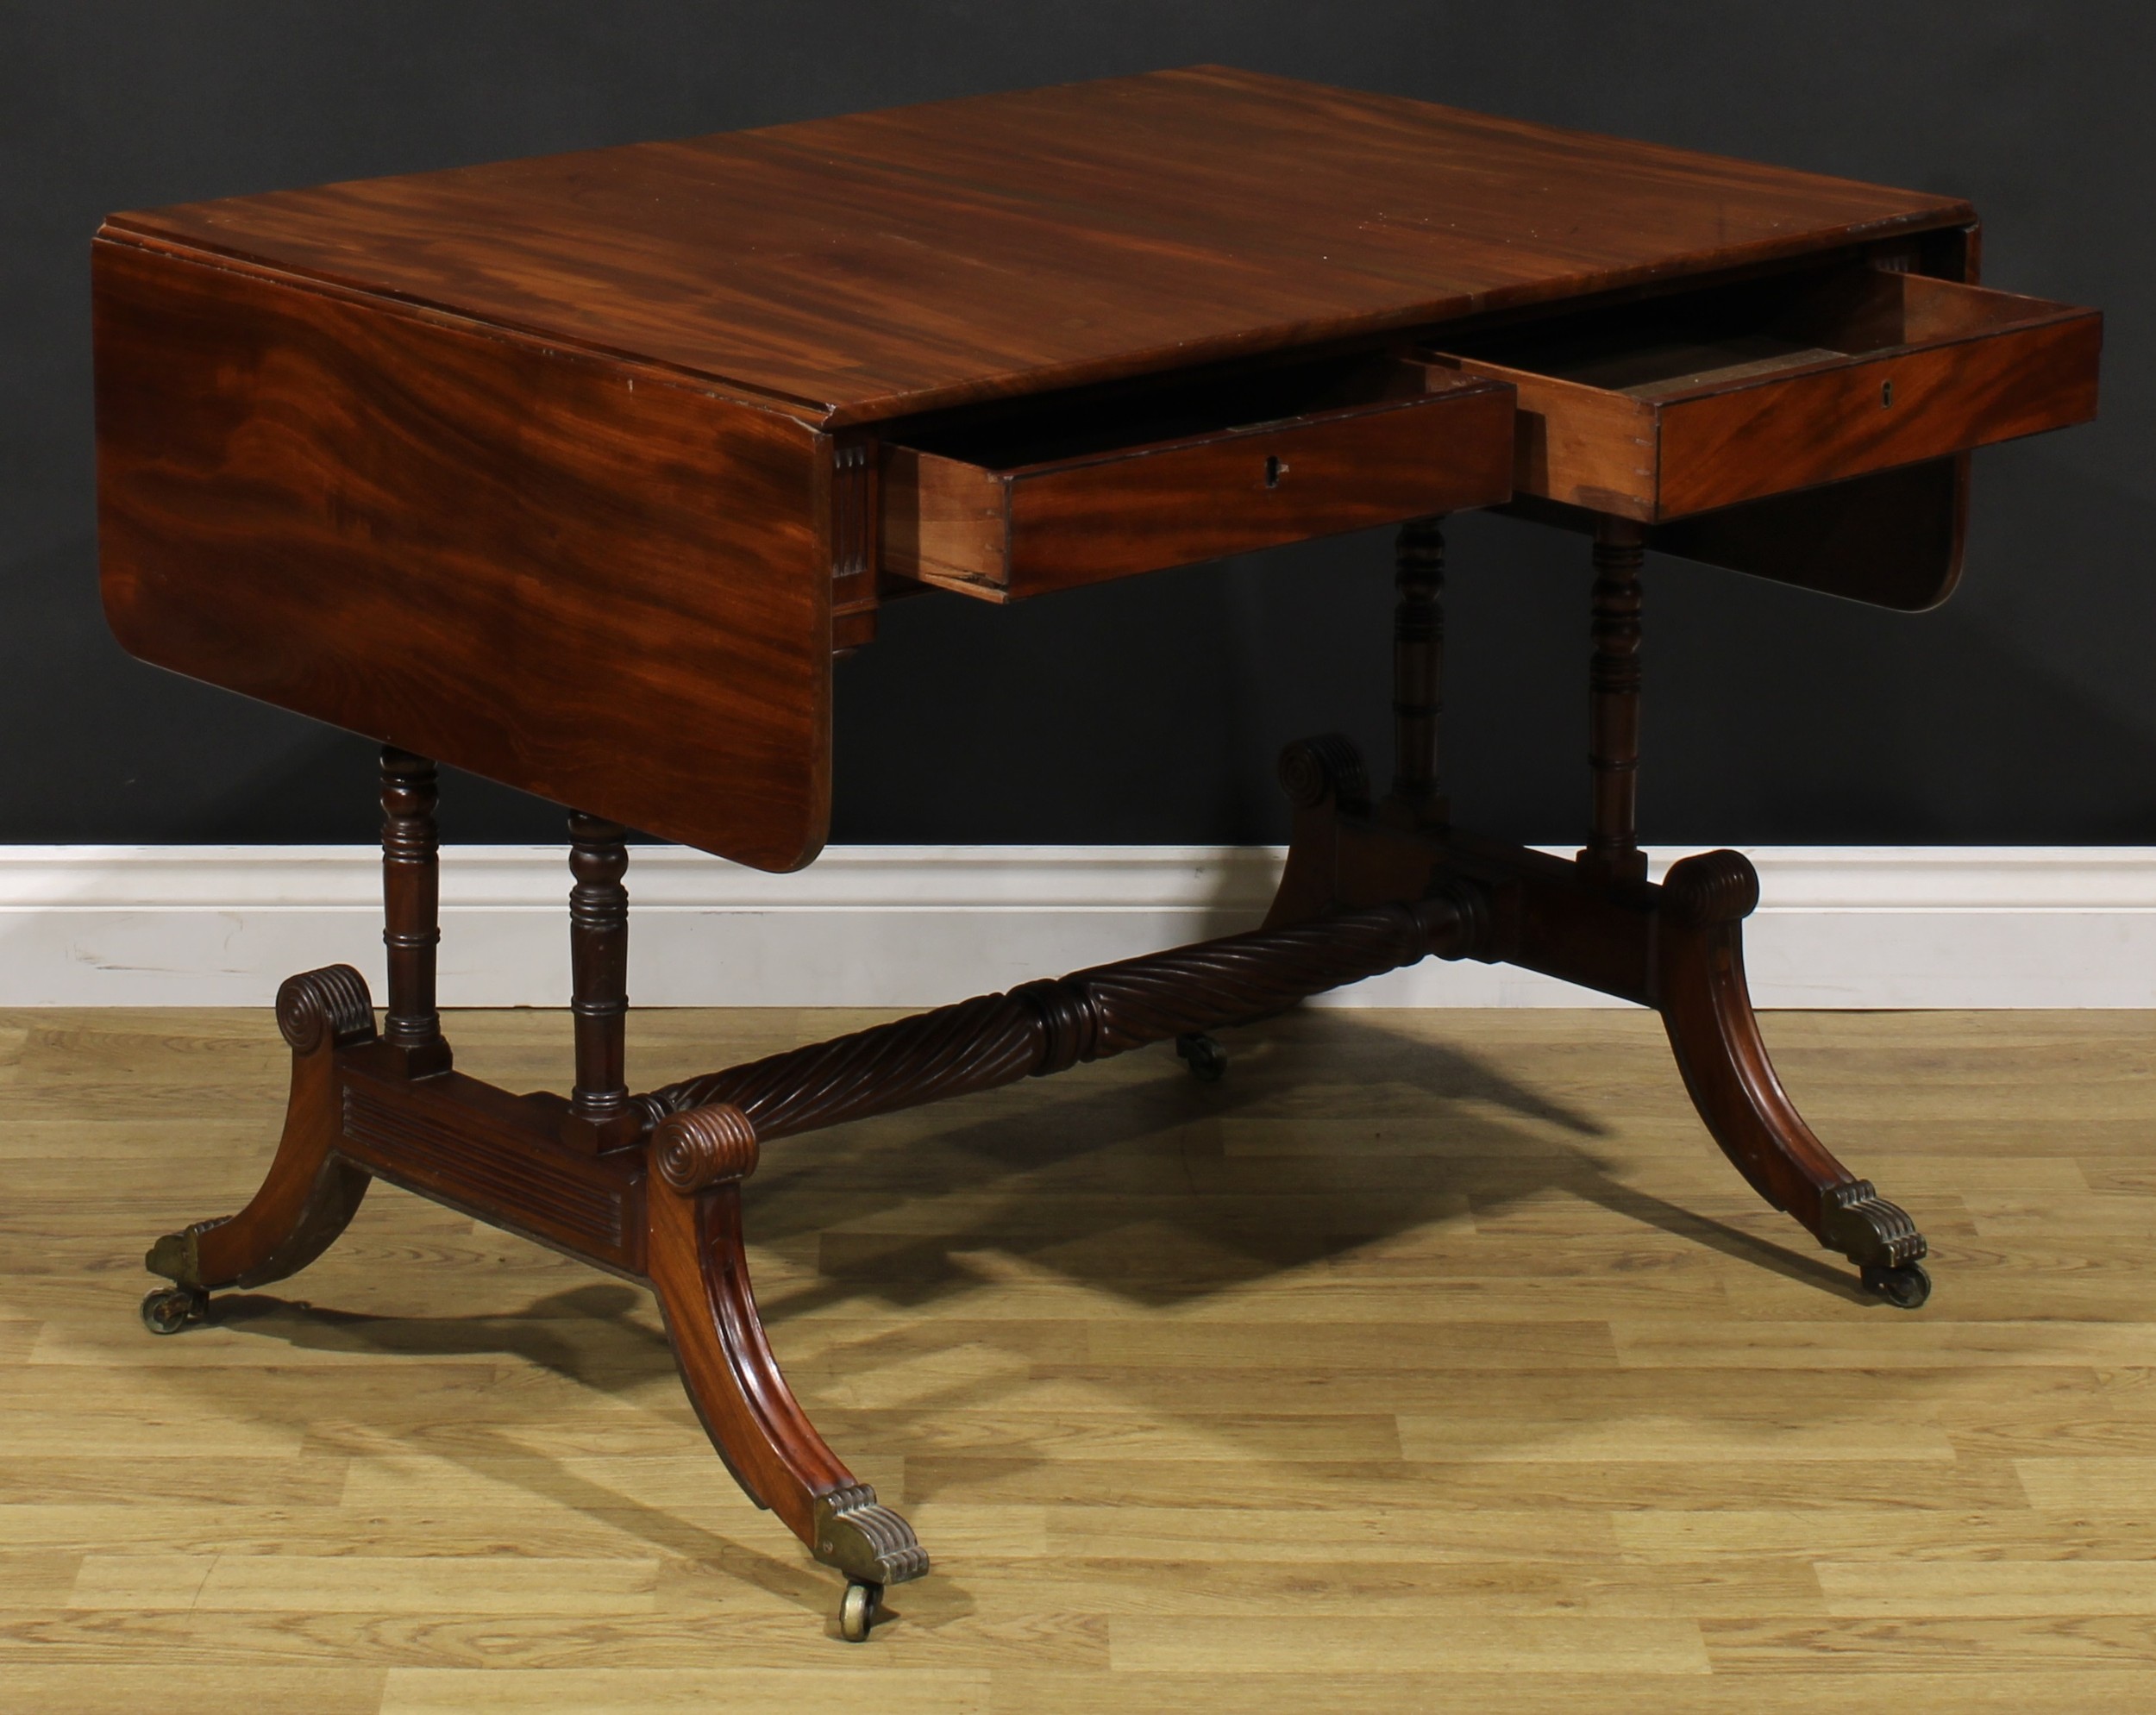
[1420,266,2101,523]
[878,354,1514,600]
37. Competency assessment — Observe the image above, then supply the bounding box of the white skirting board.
[1,844,2153,1009]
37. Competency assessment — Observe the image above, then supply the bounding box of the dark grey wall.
[7,3,2147,848]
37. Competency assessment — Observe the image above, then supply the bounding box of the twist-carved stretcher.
[97,70,2097,1638]
[135,522,1934,1634]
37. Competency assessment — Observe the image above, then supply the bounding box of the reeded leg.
[1257,509,1931,1306]
[142,967,378,1331]
[645,1105,927,1636]
[1572,516,1927,1305]
[1658,853,1930,1305]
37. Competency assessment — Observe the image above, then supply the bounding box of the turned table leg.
[1267,516,1450,912]
[1582,515,1647,886]
[564,812,641,1151]
[1388,515,1450,829]
[1186,512,1447,1069]
[379,748,451,1078]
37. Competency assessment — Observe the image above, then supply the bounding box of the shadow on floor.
[172,1006,1865,1621]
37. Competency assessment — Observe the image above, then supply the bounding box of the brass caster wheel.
[1860,1261,1932,1310]
[1175,1032,1226,1083]
[839,1578,881,1643]
[141,1286,209,1336]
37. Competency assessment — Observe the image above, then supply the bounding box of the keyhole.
[1264,454,1288,489]
[1881,379,1895,408]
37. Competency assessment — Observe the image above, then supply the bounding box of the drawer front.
[881,372,1514,601]
[1429,270,2102,523]
[1656,310,2101,516]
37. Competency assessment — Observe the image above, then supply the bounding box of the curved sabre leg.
[141,967,378,1331]
[645,1105,927,1638]
[1657,852,1930,1307]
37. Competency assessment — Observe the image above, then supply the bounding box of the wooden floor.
[4,1005,2156,1711]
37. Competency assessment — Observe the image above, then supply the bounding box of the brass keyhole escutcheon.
[1881,379,1895,407]
[1264,454,1288,489]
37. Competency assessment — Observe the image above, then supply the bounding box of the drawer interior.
[877,347,1514,599]
[1420,263,2098,521]
[884,348,1435,469]
[1431,265,2067,403]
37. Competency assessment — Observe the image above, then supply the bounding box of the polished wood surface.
[1262,733,1926,1294]
[565,814,638,1151]
[103,66,1976,424]
[137,879,1489,1603]
[10,1003,2156,1708]
[1432,269,2099,522]
[131,729,1928,1612]
[1388,517,1448,824]
[881,367,1513,601]
[93,237,833,872]
[377,750,449,1080]
[92,68,2101,867]
[87,66,2105,1639]
[1583,519,1646,882]
[337,1047,645,1278]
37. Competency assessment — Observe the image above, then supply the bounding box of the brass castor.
[1861,1261,1932,1310]
[839,1579,881,1643]
[1175,1032,1227,1083]
[141,1286,209,1335]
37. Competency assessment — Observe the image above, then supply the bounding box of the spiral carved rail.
[648,887,1491,1149]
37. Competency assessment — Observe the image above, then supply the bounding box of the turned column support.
[565,811,640,1150]
[1582,515,1647,885]
[1387,516,1450,829]
[379,748,451,1077]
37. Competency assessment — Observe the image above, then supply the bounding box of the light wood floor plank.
[3,1005,2153,1711]
[378,1666,992,1714]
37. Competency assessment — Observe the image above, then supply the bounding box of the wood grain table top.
[103,66,1974,427]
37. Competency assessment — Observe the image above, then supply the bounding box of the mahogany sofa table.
[93,68,2102,1640]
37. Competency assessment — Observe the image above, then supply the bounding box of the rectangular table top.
[105,66,1972,427]
[99,68,2067,874]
